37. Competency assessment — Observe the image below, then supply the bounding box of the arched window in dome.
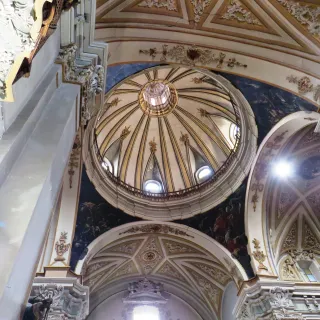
[196,166,213,184]
[144,180,162,193]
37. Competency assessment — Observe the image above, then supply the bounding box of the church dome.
[84,65,257,220]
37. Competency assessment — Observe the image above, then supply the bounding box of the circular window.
[144,180,162,193]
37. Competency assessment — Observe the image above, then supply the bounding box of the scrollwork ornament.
[38,284,64,307]
[57,44,104,124]
[0,0,36,99]
[270,287,293,309]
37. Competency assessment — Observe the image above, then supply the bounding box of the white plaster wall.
[88,291,203,320]
[2,23,61,132]
[221,282,238,320]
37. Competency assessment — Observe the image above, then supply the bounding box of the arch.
[245,111,320,276]
[76,221,248,320]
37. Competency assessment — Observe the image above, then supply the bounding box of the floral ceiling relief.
[190,0,211,23]
[138,0,177,11]
[287,75,320,103]
[221,0,262,26]
[277,0,320,36]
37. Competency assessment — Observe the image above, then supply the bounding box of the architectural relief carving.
[190,0,211,23]
[287,75,320,103]
[105,240,142,255]
[163,239,201,255]
[281,257,300,281]
[57,44,104,124]
[189,269,221,312]
[157,261,185,281]
[270,287,293,309]
[54,231,71,262]
[138,0,177,11]
[119,224,194,238]
[192,262,230,285]
[304,224,320,252]
[252,238,268,271]
[38,284,64,307]
[139,44,247,68]
[0,0,35,100]
[288,249,314,262]
[31,279,89,320]
[281,222,297,253]
[277,0,320,36]
[137,237,164,274]
[222,0,262,25]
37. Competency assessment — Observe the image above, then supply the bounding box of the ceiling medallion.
[139,80,178,117]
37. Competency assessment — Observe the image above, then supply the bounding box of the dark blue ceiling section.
[71,63,317,277]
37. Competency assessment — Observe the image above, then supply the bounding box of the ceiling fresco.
[71,62,317,277]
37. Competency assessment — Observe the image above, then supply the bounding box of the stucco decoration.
[77,221,246,319]
[138,0,177,11]
[190,0,211,23]
[277,0,320,36]
[57,44,104,124]
[287,75,320,103]
[222,0,262,25]
[139,44,248,69]
[0,0,35,100]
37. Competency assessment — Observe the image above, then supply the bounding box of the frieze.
[119,224,194,238]
[139,44,247,68]
[138,0,177,11]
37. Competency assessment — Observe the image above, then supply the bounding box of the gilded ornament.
[68,134,81,188]
[252,238,268,271]
[222,0,262,25]
[149,138,157,153]
[119,224,194,238]
[139,44,247,69]
[277,0,320,36]
[287,75,320,103]
[190,0,211,23]
[138,0,177,11]
[54,231,71,262]
[192,77,204,84]
[120,126,131,140]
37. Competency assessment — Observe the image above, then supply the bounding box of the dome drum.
[84,65,257,220]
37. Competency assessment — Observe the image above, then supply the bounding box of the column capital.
[31,277,89,320]
[235,280,320,320]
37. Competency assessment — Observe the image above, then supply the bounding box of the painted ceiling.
[71,62,317,277]
[95,0,320,58]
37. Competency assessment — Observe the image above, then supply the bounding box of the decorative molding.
[139,44,247,68]
[270,287,293,309]
[190,0,211,23]
[54,231,71,263]
[138,0,177,11]
[119,224,194,238]
[287,75,320,103]
[277,0,320,36]
[252,238,268,271]
[68,134,81,188]
[57,44,104,124]
[221,0,262,26]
